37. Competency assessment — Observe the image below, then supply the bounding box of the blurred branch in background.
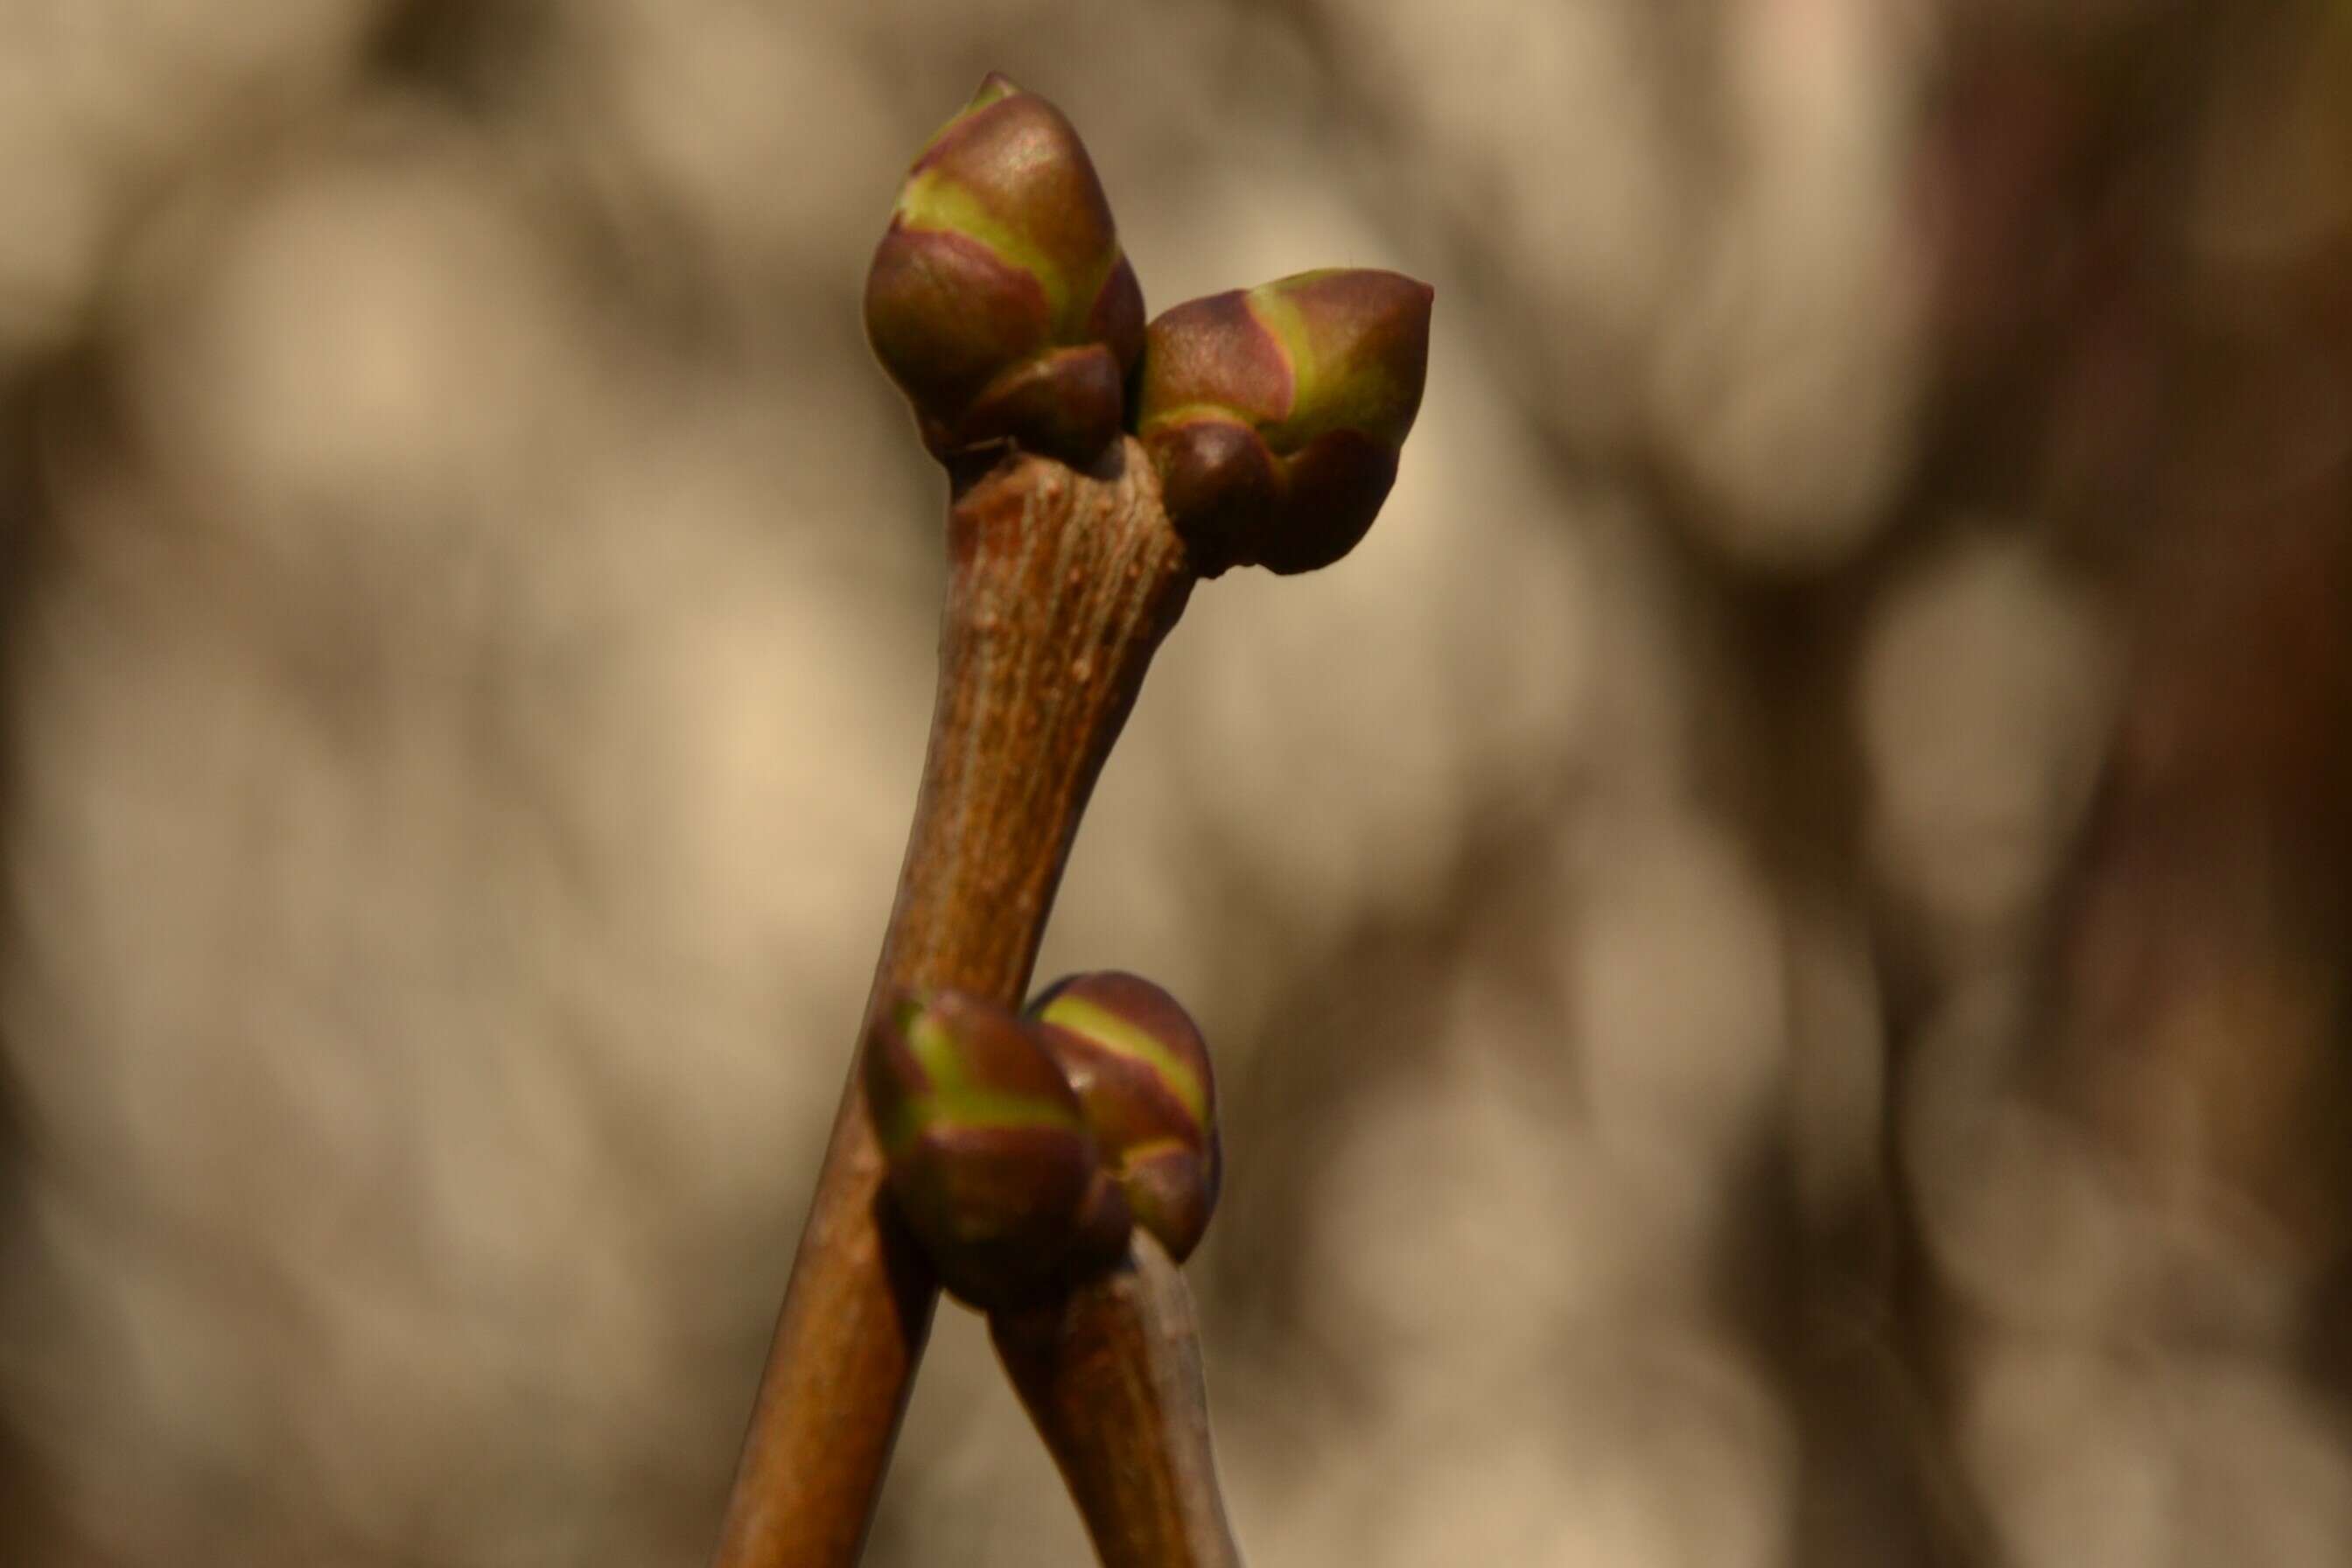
[0,1,2346,1564]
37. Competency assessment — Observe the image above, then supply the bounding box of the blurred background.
[1,0,2348,1563]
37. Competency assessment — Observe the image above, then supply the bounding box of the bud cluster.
[864,75,1433,575]
[864,972,1221,1312]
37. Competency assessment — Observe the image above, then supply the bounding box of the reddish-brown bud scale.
[1264,427,1401,573]
[1135,290,1294,427]
[864,227,1054,414]
[1144,419,1284,571]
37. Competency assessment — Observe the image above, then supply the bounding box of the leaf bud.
[864,74,1145,466]
[864,988,1130,1309]
[1135,268,1432,575]
[1027,971,1221,1264]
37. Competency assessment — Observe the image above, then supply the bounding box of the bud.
[1027,971,1221,1263]
[1135,269,1432,575]
[864,74,1146,466]
[865,989,1130,1309]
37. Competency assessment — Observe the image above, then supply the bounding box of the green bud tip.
[864,75,1145,468]
[864,988,1130,1310]
[1028,971,1222,1264]
[1136,268,1433,576]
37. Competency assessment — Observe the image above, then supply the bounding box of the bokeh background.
[2,1,2349,1563]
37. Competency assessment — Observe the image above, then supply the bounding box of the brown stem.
[711,438,1195,1567]
[990,1234,1246,1568]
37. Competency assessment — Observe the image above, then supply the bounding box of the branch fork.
[710,72,1432,1568]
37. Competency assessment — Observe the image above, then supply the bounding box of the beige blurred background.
[1,1,2349,1564]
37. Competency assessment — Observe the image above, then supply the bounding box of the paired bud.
[864,975,1222,1308]
[1135,269,1434,576]
[865,990,1130,1311]
[1028,971,1222,1264]
[864,74,1145,467]
[864,75,1437,566]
